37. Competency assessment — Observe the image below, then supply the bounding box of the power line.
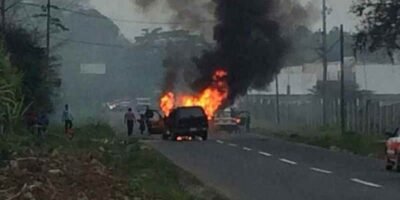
[51,36,132,49]
[21,3,35,28]
[21,2,215,25]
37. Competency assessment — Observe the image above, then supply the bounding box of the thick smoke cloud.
[131,0,318,104]
[132,0,215,40]
[192,0,288,103]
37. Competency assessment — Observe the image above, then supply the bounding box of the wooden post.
[46,0,51,65]
[340,24,346,134]
[322,0,328,126]
[366,100,370,134]
[1,0,5,31]
[275,75,281,125]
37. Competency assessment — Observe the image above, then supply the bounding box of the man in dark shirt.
[124,108,136,136]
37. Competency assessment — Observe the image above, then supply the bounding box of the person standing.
[138,114,146,135]
[62,104,74,137]
[37,112,49,137]
[124,108,136,136]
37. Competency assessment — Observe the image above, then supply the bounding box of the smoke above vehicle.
[131,0,317,117]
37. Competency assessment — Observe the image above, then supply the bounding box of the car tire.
[386,157,394,171]
[171,132,178,141]
[201,132,208,141]
[395,154,400,172]
[162,134,169,140]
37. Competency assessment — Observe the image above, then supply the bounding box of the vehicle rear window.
[178,108,205,119]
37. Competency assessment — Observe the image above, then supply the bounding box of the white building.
[249,58,400,96]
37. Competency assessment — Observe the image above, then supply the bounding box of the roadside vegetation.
[0,123,226,200]
[253,125,386,158]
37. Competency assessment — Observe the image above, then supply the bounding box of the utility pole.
[1,0,5,32]
[322,0,328,125]
[340,24,346,135]
[275,75,281,125]
[46,0,50,62]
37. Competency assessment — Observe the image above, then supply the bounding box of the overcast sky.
[89,0,357,42]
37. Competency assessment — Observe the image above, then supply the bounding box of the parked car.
[213,108,241,133]
[385,128,400,171]
[163,106,209,141]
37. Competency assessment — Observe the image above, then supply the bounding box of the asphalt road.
[147,133,400,200]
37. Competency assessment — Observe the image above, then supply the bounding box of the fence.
[241,95,400,134]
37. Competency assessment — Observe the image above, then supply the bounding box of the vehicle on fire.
[385,128,400,171]
[213,108,243,133]
[146,109,166,135]
[162,106,209,141]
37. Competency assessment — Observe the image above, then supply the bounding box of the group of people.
[124,107,150,136]
[25,111,49,136]
[26,104,153,138]
[25,104,74,138]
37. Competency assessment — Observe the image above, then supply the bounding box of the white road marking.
[310,167,332,174]
[243,147,252,151]
[258,151,272,157]
[350,178,382,188]
[216,140,224,144]
[279,158,297,165]
[228,143,238,147]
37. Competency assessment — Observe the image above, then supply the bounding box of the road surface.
[147,133,400,200]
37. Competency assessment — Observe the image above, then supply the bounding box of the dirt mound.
[0,152,132,200]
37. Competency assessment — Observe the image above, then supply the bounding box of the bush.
[0,42,28,134]
[4,26,59,112]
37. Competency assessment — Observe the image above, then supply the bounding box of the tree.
[0,42,28,134]
[351,0,400,61]
[4,26,59,112]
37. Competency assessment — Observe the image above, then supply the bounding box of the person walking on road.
[138,114,146,135]
[62,104,74,139]
[124,108,136,137]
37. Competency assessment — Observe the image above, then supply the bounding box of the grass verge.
[0,123,226,200]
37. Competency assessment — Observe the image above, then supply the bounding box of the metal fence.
[241,95,400,134]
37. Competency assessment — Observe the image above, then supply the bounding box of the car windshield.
[178,108,204,119]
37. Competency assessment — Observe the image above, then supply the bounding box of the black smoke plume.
[131,0,316,105]
[192,0,288,103]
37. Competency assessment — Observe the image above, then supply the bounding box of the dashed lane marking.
[243,147,252,151]
[351,178,382,188]
[258,151,272,157]
[216,140,224,144]
[228,143,238,147]
[310,167,332,174]
[279,158,297,165]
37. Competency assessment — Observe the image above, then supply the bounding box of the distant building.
[248,58,400,96]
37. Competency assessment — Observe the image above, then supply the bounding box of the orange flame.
[160,69,229,120]
[160,92,175,116]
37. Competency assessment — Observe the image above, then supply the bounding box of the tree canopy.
[351,0,400,61]
[3,26,59,113]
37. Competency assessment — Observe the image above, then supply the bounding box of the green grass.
[0,123,225,200]
[255,126,386,158]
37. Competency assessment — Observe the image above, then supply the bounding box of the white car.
[213,108,241,133]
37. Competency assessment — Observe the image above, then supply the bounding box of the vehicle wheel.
[386,157,394,171]
[171,132,178,141]
[394,154,400,172]
[201,132,208,141]
[162,134,169,140]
